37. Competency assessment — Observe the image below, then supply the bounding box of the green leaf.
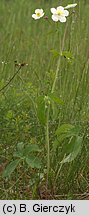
[56,124,80,138]
[13,142,25,159]
[49,93,64,105]
[53,139,60,150]
[37,96,46,125]
[24,144,41,156]
[55,124,81,146]
[6,110,14,119]
[47,93,64,121]
[56,124,74,135]
[51,103,59,121]
[50,49,60,58]
[26,156,41,169]
[61,51,74,60]
[17,142,25,152]
[13,151,24,159]
[61,136,82,164]
[2,159,20,178]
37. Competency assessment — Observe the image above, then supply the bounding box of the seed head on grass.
[50,6,69,23]
[32,9,44,20]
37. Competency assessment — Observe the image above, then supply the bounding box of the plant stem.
[46,22,68,187]
[46,105,50,187]
[52,22,68,93]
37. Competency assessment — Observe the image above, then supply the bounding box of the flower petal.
[57,6,64,11]
[52,14,59,22]
[32,14,40,20]
[35,9,43,14]
[50,8,57,14]
[59,16,66,23]
[40,13,44,18]
[64,10,69,17]
[40,9,44,14]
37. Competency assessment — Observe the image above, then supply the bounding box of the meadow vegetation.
[0,0,89,199]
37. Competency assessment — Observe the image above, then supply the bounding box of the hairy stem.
[52,22,68,93]
[46,105,50,186]
[46,23,68,187]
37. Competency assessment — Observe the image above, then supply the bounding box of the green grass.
[0,0,89,199]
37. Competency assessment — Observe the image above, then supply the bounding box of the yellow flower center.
[36,12,41,17]
[57,10,64,16]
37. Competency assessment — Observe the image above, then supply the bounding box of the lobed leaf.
[60,136,83,163]
[26,156,41,169]
[17,142,25,152]
[56,124,80,138]
[24,144,41,156]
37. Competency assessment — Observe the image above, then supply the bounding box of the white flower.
[50,6,69,23]
[32,9,44,20]
[64,3,77,9]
